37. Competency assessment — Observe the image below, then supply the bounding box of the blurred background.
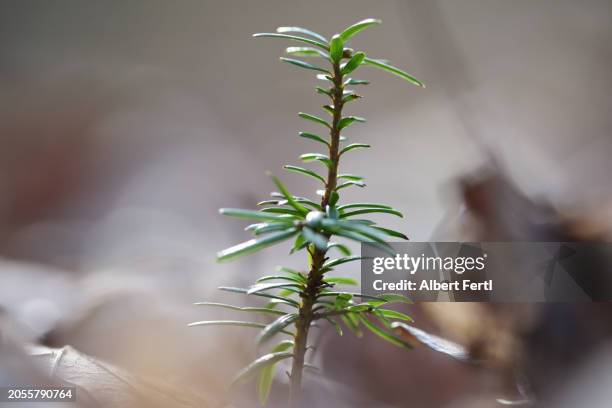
[1,0,612,407]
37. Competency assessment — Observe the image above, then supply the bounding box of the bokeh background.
[1,1,612,407]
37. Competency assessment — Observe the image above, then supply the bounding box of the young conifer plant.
[191,18,424,407]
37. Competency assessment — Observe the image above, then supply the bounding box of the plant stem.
[288,62,344,408]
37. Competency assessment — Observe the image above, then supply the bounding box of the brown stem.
[321,63,344,209]
[288,62,344,408]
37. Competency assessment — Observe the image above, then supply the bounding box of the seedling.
[191,18,423,407]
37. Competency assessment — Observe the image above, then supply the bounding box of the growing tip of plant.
[329,34,344,63]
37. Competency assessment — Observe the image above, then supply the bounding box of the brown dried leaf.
[27,345,212,408]
[391,322,476,364]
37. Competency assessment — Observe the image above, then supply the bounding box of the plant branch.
[288,61,345,408]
